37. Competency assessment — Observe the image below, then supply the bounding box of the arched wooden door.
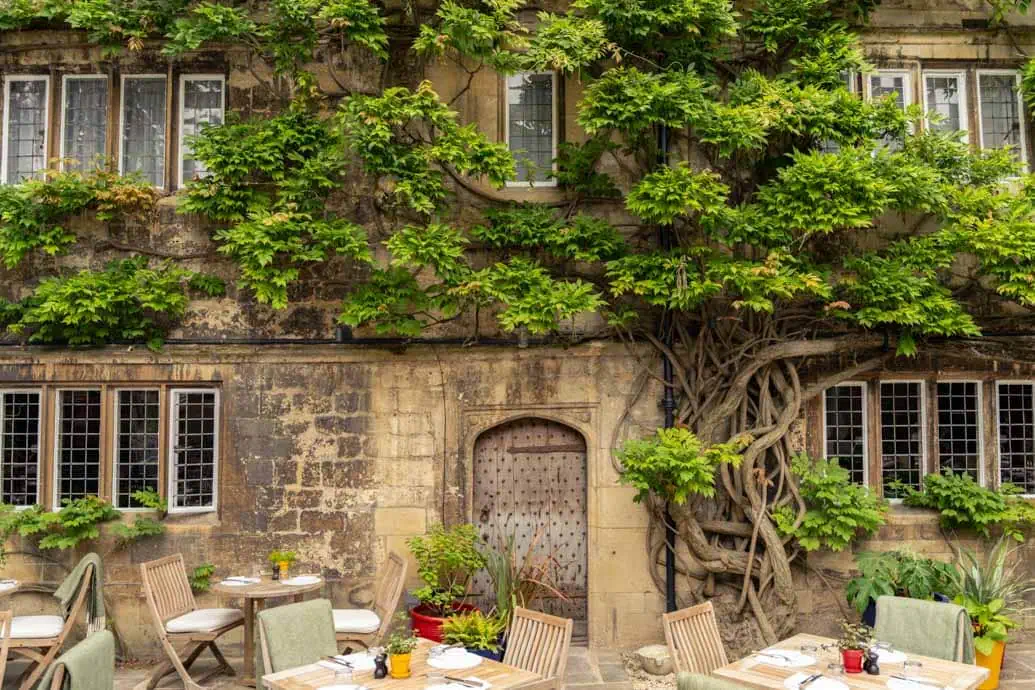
[472,417,588,642]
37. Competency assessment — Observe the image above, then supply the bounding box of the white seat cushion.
[3,615,64,639]
[333,608,380,634]
[165,608,244,634]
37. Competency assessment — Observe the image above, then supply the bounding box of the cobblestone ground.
[4,644,1030,689]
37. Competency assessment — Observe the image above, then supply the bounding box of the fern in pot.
[442,611,507,661]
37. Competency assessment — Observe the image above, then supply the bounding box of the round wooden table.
[210,576,325,687]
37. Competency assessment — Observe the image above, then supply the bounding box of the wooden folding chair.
[138,554,243,690]
[334,551,407,649]
[502,607,573,690]
[7,562,95,690]
[663,601,729,675]
[0,611,11,688]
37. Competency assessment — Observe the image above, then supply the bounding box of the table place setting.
[218,576,262,586]
[783,672,848,690]
[426,648,485,671]
[886,675,948,690]
[750,649,817,668]
[318,653,378,673]
[283,574,323,586]
[0,578,18,593]
[423,674,492,690]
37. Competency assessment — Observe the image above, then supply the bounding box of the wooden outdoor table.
[713,634,989,690]
[211,576,325,687]
[262,638,543,690]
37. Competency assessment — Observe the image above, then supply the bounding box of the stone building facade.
[3,0,1035,660]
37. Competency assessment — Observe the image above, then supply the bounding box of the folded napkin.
[783,673,848,690]
[876,648,908,664]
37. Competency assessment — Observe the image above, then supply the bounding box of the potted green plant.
[948,537,1035,690]
[267,550,298,579]
[442,611,507,661]
[407,524,487,641]
[482,529,567,628]
[836,620,873,674]
[385,625,419,679]
[845,551,956,626]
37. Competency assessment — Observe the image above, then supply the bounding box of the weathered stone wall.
[0,342,665,656]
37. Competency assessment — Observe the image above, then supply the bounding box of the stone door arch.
[472,417,588,641]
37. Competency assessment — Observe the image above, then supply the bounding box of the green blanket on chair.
[36,630,115,690]
[256,598,338,677]
[874,595,976,664]
[53,553,105,628]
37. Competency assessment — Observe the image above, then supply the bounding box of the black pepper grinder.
[374,652,389,679]
[863,649,880,675]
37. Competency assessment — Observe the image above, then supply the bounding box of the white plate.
[0,581,17,592]
[283,575,322,586]
[757,650,816,668]
[887,678,946,690]
[333,653,377,672]
[783,673,849,690]
[427,653,485,670]
[876,649,908,664]
[219,577,260,587]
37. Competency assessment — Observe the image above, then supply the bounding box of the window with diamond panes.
[506,73,556,183]
[880,382,924,497]
[1,391,41,506]
[936,382,981,481]
[114,389,160,508]
[824,384,867,484]
[998,383,1035,493]
[61,76,108,171]
[3,77,49,184]
[56,390,102,502]
[978,72,1026,163]
[170,390,218,510]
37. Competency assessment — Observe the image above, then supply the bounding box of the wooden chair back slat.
[372,552,407,642]
[140,554,197,632]
[0,610,11,686]
[663,601,728,675]
[503,607,572,685]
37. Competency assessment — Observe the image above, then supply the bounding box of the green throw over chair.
[677,672,752,690]
[37,630,115,690]
[257,598,338,678]
[874,595,976,664]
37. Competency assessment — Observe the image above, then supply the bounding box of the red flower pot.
[842,649,865,674]
[410,603,477,642]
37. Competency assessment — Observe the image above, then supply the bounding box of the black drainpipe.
[657,122,678,613]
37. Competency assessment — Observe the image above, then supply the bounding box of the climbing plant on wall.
[6,0,1035,646]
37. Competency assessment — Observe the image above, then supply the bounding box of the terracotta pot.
[409,603,477,642]
[389,652,412,679]
[976,641,1005,690]
[842,649,865,674]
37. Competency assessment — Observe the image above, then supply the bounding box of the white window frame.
[167,387,220,514]
[921,70,969,143]
[0,388,43,509]
[177,73,226,188]
[878,378,927,500]
[111,387,162,512]
[864,69,914,108]
[118,73,167,187]
[504,71,559,188]
[976,69,1028,165]
[51,387,103,508]
[1,74,50,185]
[59,74,108,172]
[821,381,869,486]
[995,380,1035,497]
[933,379,984,485]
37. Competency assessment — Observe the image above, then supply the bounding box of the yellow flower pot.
[976,640,1005,690]
[389,653,412,679]
[278,561,290,578]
